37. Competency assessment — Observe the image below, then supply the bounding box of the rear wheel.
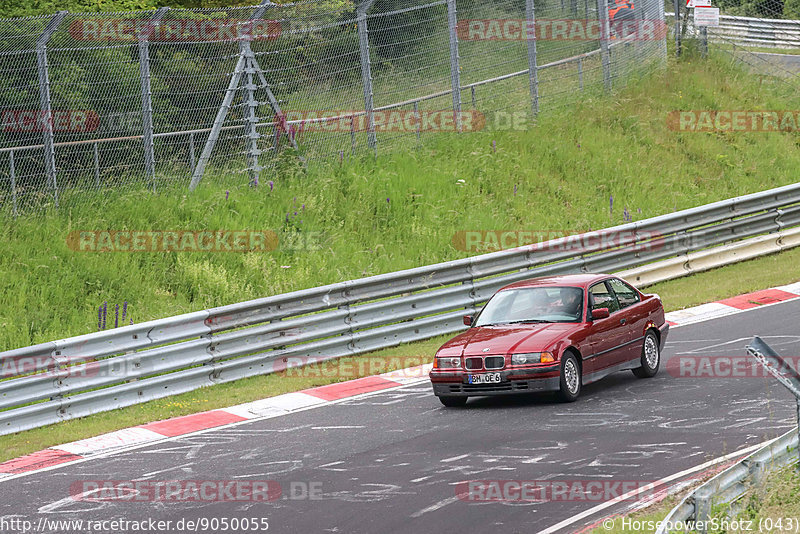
[558,352,581,402]
[633,330,660,378]
[438,396,468,407]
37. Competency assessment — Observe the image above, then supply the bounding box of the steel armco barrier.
[2,183,800,435]
[666,12,800,49]
[656,338,800,534]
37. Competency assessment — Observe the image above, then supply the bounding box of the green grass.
[591,461,800,533]
[2,50,800,460]
[2,49,800,350]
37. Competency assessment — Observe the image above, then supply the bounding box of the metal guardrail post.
[596,0,612,91]
[36,10,67,207]
[747,336,800,466]
[138,7,168,193]
[446,0,463,131]
[9,149,18,217]
[693,488,712,534]
[358,0,377,150]
[525,0,540,115]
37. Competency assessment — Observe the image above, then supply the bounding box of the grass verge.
[591,462,800,533]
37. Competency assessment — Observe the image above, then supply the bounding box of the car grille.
[484,356,505,370]
[465,357,483,370]
[464,355,505,371]
[448,382,529,393]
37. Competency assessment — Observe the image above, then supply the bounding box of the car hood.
[437,323,582,357]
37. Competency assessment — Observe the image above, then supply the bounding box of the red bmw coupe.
[429,274,668,406]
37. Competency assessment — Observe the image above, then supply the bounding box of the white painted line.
[665,302,739,326]
[775,281,800,295]
[441,453,470,463]
[50,427,167,456]
[410,495,461,518]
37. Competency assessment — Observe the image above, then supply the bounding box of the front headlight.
[511,352,554,365]
[434,356,461,369]
[511,353,541,365]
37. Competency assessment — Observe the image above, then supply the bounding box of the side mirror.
[591,308,610,320]
[463,315,474,326]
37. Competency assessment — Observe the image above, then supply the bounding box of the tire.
[557,352,581,402]
[632,330,660,378]
[438,396,468,407]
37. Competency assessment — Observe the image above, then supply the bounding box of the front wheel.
[558,352,581,402]
[632,330,660,378]
[438,396,468,407]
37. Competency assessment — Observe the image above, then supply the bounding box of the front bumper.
[430,365,561,397]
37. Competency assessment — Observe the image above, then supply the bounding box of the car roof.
[498,273,612,291]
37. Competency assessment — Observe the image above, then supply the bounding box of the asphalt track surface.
[1,299,799,534]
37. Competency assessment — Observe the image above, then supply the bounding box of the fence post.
[36,11,67,207]
[658,0,668,61]
[138,7,168,193]
[525,0,540,115]
[578,57,584,90]
[596,0,611,91]
[93,142,100,187]
[357,0,377,149]
[9,150,18,217]
[674,0,682,56]
[700,26,708,56]
[446,0,463,132]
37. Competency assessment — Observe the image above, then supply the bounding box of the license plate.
[468,373,502,384]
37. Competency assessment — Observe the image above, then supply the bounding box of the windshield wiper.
[500,319,556,325]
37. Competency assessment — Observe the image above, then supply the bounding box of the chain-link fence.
[670,0,800,79]
[0,0,669,213]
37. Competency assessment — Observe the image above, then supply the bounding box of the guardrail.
[656,337,800,534]
[666,12,800,49]
[2,183,800,435]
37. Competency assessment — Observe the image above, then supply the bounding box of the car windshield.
[473,286,584,326]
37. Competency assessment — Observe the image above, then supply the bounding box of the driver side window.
[589,282,620,314]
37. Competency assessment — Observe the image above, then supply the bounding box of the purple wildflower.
[225,190,229,200]
[114,303,119,329]
[268,180,274,191]
[492,140,496,153]
[513,184,517,196]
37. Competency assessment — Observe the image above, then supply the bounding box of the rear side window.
[608,278,640,309]
[589,282,620,313]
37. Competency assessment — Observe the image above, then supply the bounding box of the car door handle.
[619,318,627,325]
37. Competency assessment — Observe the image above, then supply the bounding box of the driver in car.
[554,288,582,318]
